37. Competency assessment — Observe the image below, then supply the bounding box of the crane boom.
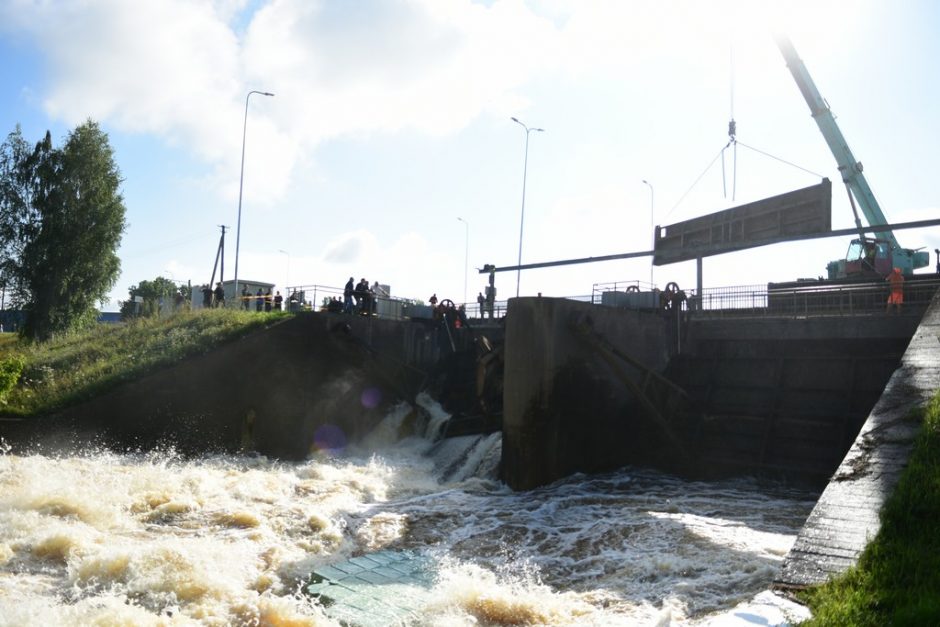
[774,33,928,276]
[774,33,895,246]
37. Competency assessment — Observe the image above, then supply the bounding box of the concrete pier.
[501,297,675,490]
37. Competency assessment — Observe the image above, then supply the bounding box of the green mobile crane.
[775,33,929,278]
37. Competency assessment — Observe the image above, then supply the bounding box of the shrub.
[0,354,25,402]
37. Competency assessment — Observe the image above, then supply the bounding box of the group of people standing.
[343,277,385,315]
[239,286,283,312]
[200,282,227,308]
[199,284,290,312]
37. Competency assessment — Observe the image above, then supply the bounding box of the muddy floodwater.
[0,400,816,625]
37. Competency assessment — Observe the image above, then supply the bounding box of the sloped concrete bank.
[774,287,940,588]
[1,312,476,458]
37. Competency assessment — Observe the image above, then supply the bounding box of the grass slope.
[799,391,940,626]
[0,309,288,417]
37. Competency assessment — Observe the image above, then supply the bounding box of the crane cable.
[666,40,826,221]
[666,146,728,220]
[735,141,825,179]
[721,43,738,202]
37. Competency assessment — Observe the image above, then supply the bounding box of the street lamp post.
[233,89,274,307]
[457,217,469,305]
[642,179,654,289]
[278,249,290,293]
[511,117,544,298]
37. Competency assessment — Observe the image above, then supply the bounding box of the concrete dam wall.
[671,315,918,483]
[500,296,923,490]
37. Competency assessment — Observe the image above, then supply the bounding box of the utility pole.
[209,225,228,293]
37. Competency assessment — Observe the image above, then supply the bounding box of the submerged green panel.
[305,550,438,626]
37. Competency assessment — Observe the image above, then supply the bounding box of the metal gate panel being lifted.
[653,179,832,265]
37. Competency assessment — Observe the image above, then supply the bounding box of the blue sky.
[1,0,938,310]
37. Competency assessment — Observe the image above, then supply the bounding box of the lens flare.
[312,424,347,454]
[360,387,382,409]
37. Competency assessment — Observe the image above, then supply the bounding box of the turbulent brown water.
[0,398,816,626]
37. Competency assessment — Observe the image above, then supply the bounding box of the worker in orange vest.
[886,267,904,314]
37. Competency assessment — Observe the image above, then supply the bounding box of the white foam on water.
[0,401,818,626]
[443,432,502,483]
[415,391,452,441]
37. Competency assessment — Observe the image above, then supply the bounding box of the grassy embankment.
[799,391,940,626]
[0,309,288,417]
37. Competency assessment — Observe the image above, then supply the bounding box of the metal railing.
[590,276,939,318]
[691,277,940,318]
[265,275,940,322]
[282,283,513,322]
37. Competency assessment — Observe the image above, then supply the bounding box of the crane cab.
[828,238,891,279]
[829,238,926,279]
[845,238,892,277]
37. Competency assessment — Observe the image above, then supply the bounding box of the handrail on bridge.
[592,276,940,318]
[274,275,939,321]
[693,276,940,317]
[282,283,511,321]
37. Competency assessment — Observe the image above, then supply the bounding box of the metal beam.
[481,217,940,273]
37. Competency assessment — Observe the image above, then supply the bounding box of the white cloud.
[2,0,559,205]
[322,229,372,264]
[243,0,559,140]
[235,228,459,300]
[2,0,878,217]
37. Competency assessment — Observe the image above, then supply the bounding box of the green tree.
[0,121,126,341]
[0,126,39,300]
[120,276,191,319]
